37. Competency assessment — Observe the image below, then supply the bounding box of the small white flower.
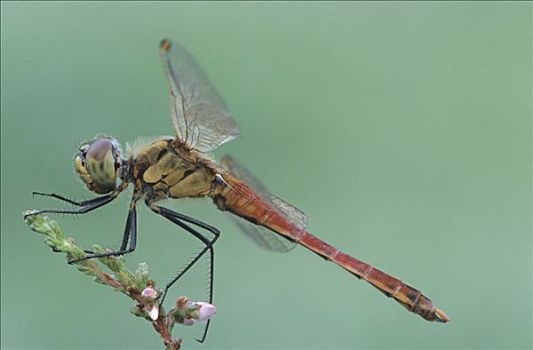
[148,304,159,321]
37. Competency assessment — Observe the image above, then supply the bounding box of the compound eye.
[84,138,118,194]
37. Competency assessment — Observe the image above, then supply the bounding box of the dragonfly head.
[74,136,123,194]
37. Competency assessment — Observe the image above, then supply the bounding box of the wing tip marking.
[160,38,171,53]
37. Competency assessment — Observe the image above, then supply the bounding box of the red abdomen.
[212,174,448,323]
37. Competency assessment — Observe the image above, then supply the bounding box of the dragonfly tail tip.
[434,308,449,323]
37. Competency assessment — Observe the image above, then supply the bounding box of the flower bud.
[148,305,159,321]
[176,296,188,308]
[194,302,216,321]
[142,286,157,299]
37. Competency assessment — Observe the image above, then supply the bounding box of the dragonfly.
[27,38,448,342]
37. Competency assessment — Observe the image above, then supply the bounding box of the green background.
[1,2,531,349]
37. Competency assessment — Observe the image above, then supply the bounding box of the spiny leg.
[68,200,137,264]
[25,192,117,218]
[28,192,121,254]
[32,192,85,206]
[149,204,220,343]
[151,205,220,302]
[156,206,220,234]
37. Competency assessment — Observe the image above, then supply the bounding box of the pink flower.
[142,286,157,299]
[194,302,216,321]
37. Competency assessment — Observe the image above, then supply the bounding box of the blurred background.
[1,2,531,349]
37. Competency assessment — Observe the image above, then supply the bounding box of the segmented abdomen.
[213,175,448,323]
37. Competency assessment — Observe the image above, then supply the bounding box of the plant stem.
[23,213,184,349]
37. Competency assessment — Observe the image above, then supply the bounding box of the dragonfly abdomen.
[294,229,448,323]
[212,174,448,323]
[212,177,276,227]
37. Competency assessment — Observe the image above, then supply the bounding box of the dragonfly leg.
[29,192,125,255]
[32,192,84,206]
[51,247,95,254]
[149,204,220,343]
[68,200,137,264]
[24,193,117,218]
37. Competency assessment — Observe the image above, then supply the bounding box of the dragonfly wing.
[160,39,239,153]
[230,213,297,252]
[221,155,309,252]
[270,196,308,230]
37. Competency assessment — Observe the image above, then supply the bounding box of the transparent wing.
[230,215,297,252]
[160,39,239,153]
[221,155,309,252]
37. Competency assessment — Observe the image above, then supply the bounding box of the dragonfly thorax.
[74,136,124,194]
